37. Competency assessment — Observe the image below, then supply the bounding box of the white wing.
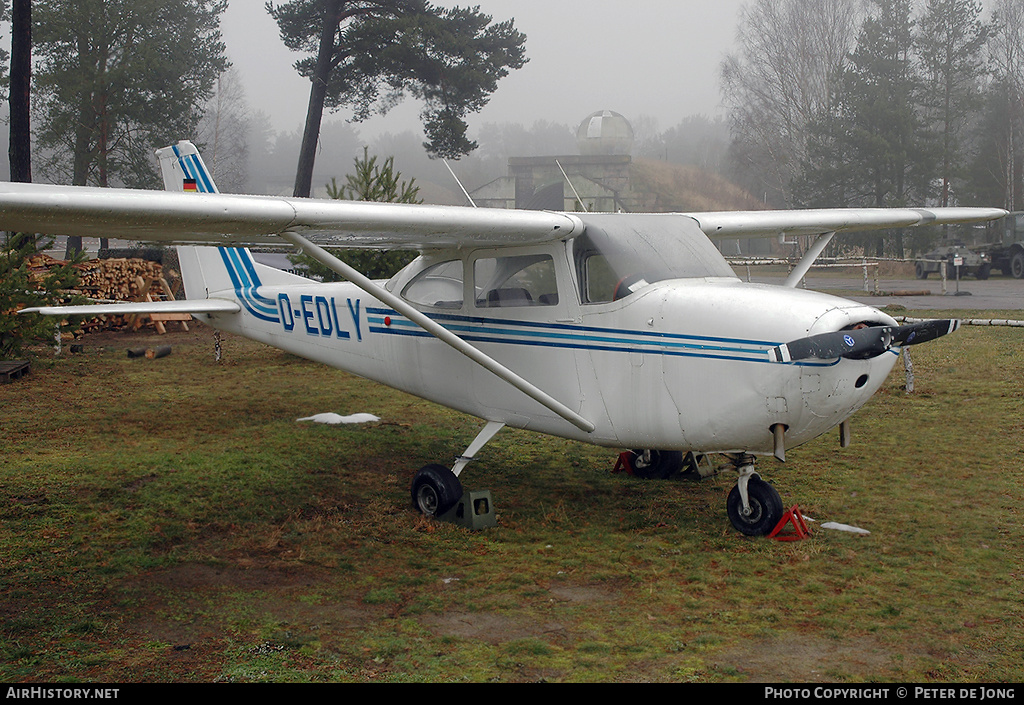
[0,181,1004,249]
[690,207,1007,239]
[0,181,582,249]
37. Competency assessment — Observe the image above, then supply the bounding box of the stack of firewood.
[27,254,183,334]
[73,257,166,301]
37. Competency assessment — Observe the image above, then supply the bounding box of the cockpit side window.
[401,260,464,309]
[574,235,649,303]
[579,251,618,303]
[573,214,737,303]
[474,254,559,307]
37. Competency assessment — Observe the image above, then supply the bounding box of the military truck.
[975,212,1024,279]
[915,242,991,279]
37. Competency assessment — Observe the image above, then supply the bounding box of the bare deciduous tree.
[197,67,252,193]
[720,0,861,206]
[988,0,1024,209]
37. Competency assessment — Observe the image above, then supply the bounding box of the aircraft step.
[0,360,31,384]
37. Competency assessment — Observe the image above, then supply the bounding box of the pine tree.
[9,0,30,189]
[267,0,527,197]
[327,147,422,204]
[795,0,939,256]
[0,237,82,358]
[32,0,229,255]
[291,149,421,280]
[917,0,991,207]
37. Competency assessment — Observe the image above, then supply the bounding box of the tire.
[1011,251,1024,280]
[915,262,928,280]
[976,264,990,280]
[629,449,684,479]
[411,464,463,516]
[726,477,784,536]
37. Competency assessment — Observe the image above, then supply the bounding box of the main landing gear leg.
[411,421,505,517]
[724,454,784,536]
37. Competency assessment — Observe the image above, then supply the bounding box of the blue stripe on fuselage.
[218,248,280,323]
[363,306,838,367]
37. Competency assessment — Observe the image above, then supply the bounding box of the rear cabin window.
[401,260,464,309]
[474,254,559,308]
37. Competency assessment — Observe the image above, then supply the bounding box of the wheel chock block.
[769,505,811,541]
[613,451,634,475]
[438,490,496,531]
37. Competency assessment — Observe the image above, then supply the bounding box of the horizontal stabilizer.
[20,298,240,317]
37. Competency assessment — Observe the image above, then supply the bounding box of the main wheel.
[411,464,463,517]
[915,262,928,279]
[726,477,784,536]
[629,449,684,479]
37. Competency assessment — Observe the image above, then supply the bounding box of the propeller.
[768,319,960,363]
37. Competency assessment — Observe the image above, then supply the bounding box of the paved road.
[749,273,1023,311]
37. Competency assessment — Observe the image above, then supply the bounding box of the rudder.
[156,141,219,194]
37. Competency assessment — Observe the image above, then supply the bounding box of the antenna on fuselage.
[556,159,588,212]
[443,159,477,208]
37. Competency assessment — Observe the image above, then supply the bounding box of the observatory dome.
[576,110,634,156]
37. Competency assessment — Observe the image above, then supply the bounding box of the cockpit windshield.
[573,213,736,303]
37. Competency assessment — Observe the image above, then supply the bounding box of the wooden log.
[145,345,172,359]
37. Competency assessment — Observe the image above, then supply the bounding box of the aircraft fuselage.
[193,237,899,458]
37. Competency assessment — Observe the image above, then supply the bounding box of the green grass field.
[1,313,1021,683]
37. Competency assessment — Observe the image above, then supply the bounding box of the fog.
[222,1,746,140]
[216,1,747,198]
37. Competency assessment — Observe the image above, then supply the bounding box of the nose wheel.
[725,456,784,536]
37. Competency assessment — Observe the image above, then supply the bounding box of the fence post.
[903,347,914,393]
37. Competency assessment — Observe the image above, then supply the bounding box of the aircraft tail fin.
[156,141,310,308]
[156,140,219,194]
[179,246,308,323]
[156,141,229,299]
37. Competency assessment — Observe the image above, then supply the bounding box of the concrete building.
[470,110,641,212]
[467,110,771,256]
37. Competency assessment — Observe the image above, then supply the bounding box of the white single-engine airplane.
[8,142,1006,535]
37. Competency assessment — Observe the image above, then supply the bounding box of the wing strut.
[278,232,595,434]
[784,231,836,288]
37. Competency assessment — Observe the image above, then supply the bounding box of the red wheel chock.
[769,505,811,541]
[613,451,634,475]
